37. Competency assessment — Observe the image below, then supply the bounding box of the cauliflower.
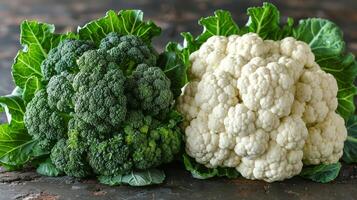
[177,33,347,182]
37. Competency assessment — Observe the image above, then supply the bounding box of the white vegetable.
[177,33,347,182]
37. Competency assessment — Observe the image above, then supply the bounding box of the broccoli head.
[24,32,182,179]
[51,129,91,178]
[88,135,132,176]
[126,64,173,116]
[124,110,182,169]
[73,50,127,132]
[68,117,111,143]
[41,39,95,81]
[46,74,75,112]
[24,90,68,150]
[98,33,157,75]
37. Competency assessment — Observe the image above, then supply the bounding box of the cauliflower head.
[177,33,347,182]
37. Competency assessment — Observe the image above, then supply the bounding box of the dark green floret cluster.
[24,33,182,178]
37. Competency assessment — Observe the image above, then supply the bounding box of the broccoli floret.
[51,130,91,178]
[41,39,95,80]
[67,118,111,144]
[126,64,173,116]
[73,50,127,132]
[88,135,132,176]
[124,111,182,169]
[47,74,75,112]
[98,33,157,74]
[24,90,68,150]
[155,125,182,163]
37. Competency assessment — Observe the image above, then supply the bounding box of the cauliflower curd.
[177,33,347,182]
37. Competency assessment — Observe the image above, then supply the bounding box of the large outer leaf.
[300,163,341,183]
[183,154,239,179]
[343,115,357,163]
[196,10,239,45]
[22,76,41,104]
[0,125,37,167]
[12,21,76,90]
[293,19,344,57]
[293,18,357,119]
[99,169,165,186]
[246,2,280,39]
[158,42,188,98]
[0,94,26,128]
[36,158,62,177]
[78,10,161,45]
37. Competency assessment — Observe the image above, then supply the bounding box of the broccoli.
[47,74,75,112]
[24,33,182,179]
[73,50,127,132]
[51,129,91,178]
[88,135,133,176]
[124,110,182,169]
[98,33,157,74]
[24,90,68,150]
[68,117,110,143]
[126,64,173,115]
[41,39,95,81]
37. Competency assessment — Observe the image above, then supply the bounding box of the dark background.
[0,0,357,96]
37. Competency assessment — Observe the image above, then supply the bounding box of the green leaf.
[196,10,239,44]
[293,19,357,119]
[36,158,62,177]
[0,124,36,167]
[99,169,165,186]
[181,32,199,54]
[158,42,188,98]
[23,76,41,104]
[13,21,76,89]
[343,115,357,163]
[300,163,341,183]
[183,154,239,179]
[246,2,280,39]
[78,10,161,45]
[293,18,344,57]
[316,54,357,119]
[0,94,26,128]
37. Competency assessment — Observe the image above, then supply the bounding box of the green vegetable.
[183,154,239,179]
[177,2,357,183]
[343,116,357,163]
[36,158,62,177]
[0,9,185,186]
[98,168,165,186]
[300,163,341,183]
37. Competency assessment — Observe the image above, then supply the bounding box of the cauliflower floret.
[237,141,304,182]
[178,33,347,182]
[303,112,347,165]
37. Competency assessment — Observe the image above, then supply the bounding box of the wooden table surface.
[0,1,356,200]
